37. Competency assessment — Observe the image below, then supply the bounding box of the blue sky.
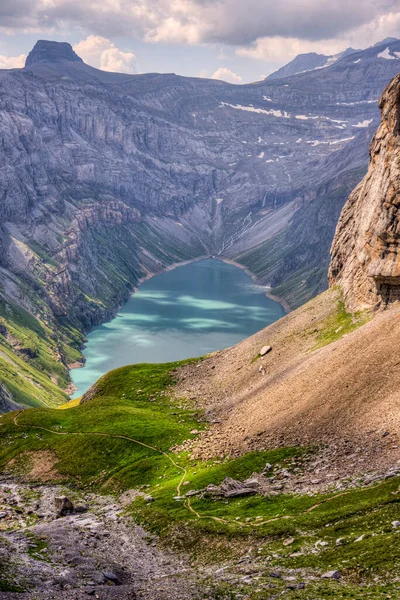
[1,1,400,82]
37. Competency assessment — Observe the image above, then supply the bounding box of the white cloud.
[1,0,398,49]
[237,36,345,63]
[73,35,137,74]
[0,0,400,84]
[211,67,242,84]
[0,54,26,69]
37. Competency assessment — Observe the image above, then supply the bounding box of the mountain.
[266,47,358,80]
[25,39,83,65]
[374,37,399,46]
[3,69,400,598]
[1,38,400,410]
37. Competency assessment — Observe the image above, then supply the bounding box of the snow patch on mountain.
[352,119,373,128]
[377,47,400,60]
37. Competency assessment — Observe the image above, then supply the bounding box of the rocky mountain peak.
[374,37,399,47]
[329,72,400,309]
[25,40,83,67]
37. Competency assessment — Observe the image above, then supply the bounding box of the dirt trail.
[12,410,380,530]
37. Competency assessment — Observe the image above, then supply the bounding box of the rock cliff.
[330,73,400,309]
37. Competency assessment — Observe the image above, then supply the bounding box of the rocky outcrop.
[0,382,22,412]
[25,40,83,66]
[329,73,400,309]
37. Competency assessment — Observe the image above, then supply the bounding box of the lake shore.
[68,255,288,396]
[133,255,210,291]
[136,255,290,314]
[214,257,291,314]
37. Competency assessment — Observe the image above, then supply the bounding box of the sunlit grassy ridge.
[1,361,400,598]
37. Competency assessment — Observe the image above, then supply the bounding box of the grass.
[1,360,400,598]
[312,296,370,349]
[57,398,81,409]
[0,297,79,407]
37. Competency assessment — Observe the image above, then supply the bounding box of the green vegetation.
[28,240,60,267]
[0,298,73,407]
[24,532,50,562]
[312,296,370,349]
[1,360,400,598]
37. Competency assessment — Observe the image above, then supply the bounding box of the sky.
[0,1,400,83]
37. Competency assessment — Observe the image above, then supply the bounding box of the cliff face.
[329,73,400,309]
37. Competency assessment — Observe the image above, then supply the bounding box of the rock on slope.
[330,72,400,309]
[175,288,400,475]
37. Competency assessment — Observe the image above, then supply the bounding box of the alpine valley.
[2,33,400,600]
[1,38,400,410]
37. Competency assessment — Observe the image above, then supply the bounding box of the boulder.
[321,570,340,580]
[185,490,200,497]
[55,496,74,517]
[392,520,400,528]
[102,570,121,585]
[204,477,260,499]
[260,346,272,356]
[262,462,273,473]
[283,537,295,546]
[224,488,258,498]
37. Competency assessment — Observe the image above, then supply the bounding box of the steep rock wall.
[330,73,400,309]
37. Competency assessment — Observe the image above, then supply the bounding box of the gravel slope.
[174,289,400,478]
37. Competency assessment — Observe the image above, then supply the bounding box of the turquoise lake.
[71,259,285,397]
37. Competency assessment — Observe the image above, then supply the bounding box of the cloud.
[211,67,242,84]
[0,54,26,69]
[237,36,345,63]
[73,36,136,73]
[1,0,399,49]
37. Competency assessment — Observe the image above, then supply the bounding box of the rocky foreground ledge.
[0,480,202,599]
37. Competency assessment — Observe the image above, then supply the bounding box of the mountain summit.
[25,40,83,67]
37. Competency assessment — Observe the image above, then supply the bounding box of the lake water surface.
[71,259,285,397]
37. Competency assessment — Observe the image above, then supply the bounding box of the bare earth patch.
[7,451,61,482]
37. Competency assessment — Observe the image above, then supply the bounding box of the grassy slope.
[0,218,205,410]
[1,361,400,598]
[0,296,79,408]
